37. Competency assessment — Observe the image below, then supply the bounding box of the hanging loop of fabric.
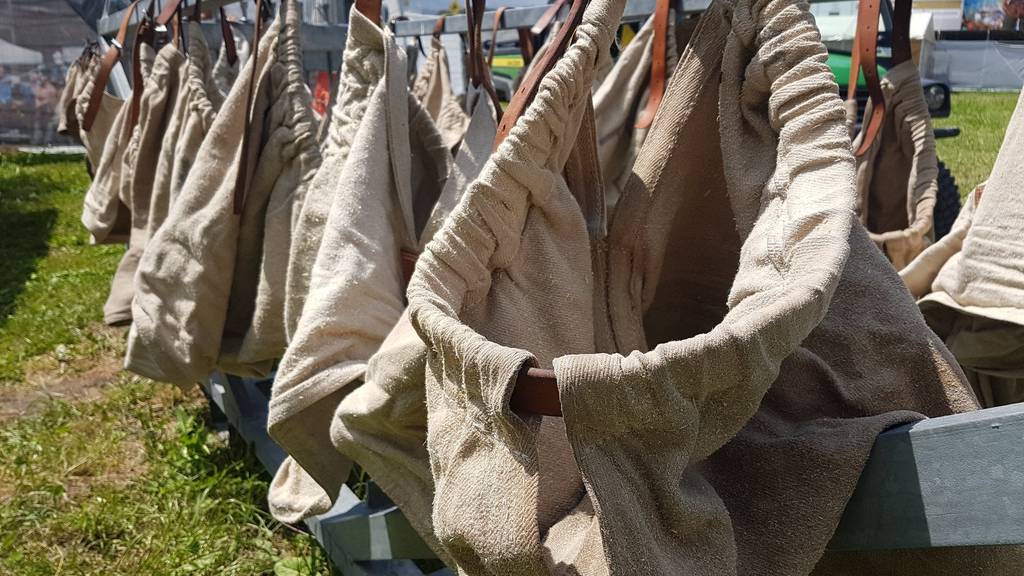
[466,0,504,118]
[634,0,670,129]
[493,0,595,415]
[232,0,267,215]
[128,0,158,132]
[82,0,143,131]
[494,0,589,149]
[219,8,239,65]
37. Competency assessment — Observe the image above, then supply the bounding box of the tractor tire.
[933,159,960,240]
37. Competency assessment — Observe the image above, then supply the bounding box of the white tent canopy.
[0,39,44,66]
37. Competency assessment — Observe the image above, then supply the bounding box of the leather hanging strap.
[890,0,912,66]
[433,14,446,39]
[634,0,669,129]
[487,6,508,66]
[511,366,561,415]
[82,0,142,131]
[356,0,382,27]
[232,0,267,214]
[400,249,419,288]
[219,8,238,65]
[488,7,535,68]
[494,0,589,149]
[517,28,534,65]
[467,0,504,117]
[849,0,886,157]
[518,28,535,65]
[531,0,567,36]
[128,1,157,132]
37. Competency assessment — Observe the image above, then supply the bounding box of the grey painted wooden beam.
[829,402,1024,550]
[206,373,1024,564]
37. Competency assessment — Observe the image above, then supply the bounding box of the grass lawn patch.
[0,152,333,575]
[934,91,1020,198]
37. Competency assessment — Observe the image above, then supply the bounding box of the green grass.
[0,153,124,386]
[0,152,333,575]
[934,91,1020,197]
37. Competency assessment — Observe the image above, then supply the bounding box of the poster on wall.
[962,0,1024,31]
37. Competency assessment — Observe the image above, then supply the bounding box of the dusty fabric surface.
[81,43,156,246]
[266,18,449,523]
[406,0,1002,573]
[152,22,224,236]
[231,15,322,366]
[58,52,88,139]
[330,86,498,559]
[405,0,618,569]
[126,1,297,385]
[851,60,938,270]
[101,42,188,329]
[284,7,386,342]
[915,89,1024,328]
[901,91,1024,408]
[410,36,468,150]
[72,51,125,173]
[592,14,677,211]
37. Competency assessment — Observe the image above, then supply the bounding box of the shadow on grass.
[0,202,56,325]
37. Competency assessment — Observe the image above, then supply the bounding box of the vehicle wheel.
[933,159,960,240]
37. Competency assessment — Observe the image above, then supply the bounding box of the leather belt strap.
[494,0,589,149]
[155,0,185,27]
[356,0,382,27]
[82,0,142,131]
[849,0,912,157]
[128,3,157,133]
[466,0,504,117]
[486,6,508,66]
[433,14,446,38]
[511,367,561,416]
[531,0,567,36]
[634,0,669,129]
[849,0,886,157]
[219,8,238,65]
[400,249,419,288]
[232,0,267,214]
[890,0,912,66]
[488,7,534,69]
[517,28,534,66]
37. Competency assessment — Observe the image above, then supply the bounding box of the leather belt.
[849,0,912,157]
[634,0,669,129]
[466,0,504,118]
[494,0,590,149]
[82,0,142,132]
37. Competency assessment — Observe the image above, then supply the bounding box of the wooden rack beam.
[390,0,710,37]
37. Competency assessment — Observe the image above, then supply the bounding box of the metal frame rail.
[206,371,1024,572]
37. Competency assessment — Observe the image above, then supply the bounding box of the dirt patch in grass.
[1,343,125,423]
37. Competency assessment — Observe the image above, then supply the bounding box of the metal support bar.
[390,0,710,37]
[829,402,1024,550]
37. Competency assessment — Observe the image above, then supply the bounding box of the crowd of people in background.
[0,61,68,145]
